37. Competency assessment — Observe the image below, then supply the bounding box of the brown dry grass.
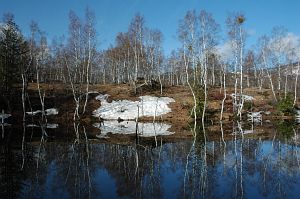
[25,83,294,125]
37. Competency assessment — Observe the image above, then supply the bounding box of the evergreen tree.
[0,13,29,94]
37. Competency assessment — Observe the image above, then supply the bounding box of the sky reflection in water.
[1,123,300,199]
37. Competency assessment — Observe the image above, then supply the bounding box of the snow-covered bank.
[93,121,174,138]
[26,108,59,116]
[93,94,175,120]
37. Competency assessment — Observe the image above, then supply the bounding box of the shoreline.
[1,83,299,127]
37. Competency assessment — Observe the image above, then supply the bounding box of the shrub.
[276,120,295,139]
[277,94,295,116]
[243,101,252,111]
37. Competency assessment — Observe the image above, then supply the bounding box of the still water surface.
[1,122,300,199]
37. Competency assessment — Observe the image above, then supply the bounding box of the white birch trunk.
[294,62,300,106]
[262,51,277,102]
[220,64,227,121]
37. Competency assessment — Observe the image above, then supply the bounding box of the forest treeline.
[0,8,299,119]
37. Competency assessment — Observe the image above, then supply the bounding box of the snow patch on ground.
[93,121,174,138]
[93,94,175,120]
[232,129,255,135]
[26,108,58,116]
[230,93,254,101]
[88,91,99,94]
[247,111,262,123]
[95,94,110,102]
[296,110,300,123]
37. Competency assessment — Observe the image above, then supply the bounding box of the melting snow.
[93,121,174,138]
[230,93,254,101]
[93,94,175,120]
[88,91,99,94]
[26,108,58,116]
[247,111,262,123]
[296,110,300,123]
[232,129,255,135]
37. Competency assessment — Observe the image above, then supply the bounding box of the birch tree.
[226,13,246,118]
[258,36,278,102]
[82,8,96,113]
[28,21,51,122]
[146,29,163,93]
[178,11,197,121]
[199,10,219,122]
[244,50,255,88]
[270,26,288,92]
[65,10,82,120]
[128,14,145,93]
[64,9,97,119]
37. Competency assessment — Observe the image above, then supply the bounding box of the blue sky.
[1,0,299,55]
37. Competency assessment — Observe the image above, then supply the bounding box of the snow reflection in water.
[26,108,59,116]
[5,136,300,199]
[0,112,11,120]
[1,121,300,199]
[27,123,59,129]
[94,121,174,138]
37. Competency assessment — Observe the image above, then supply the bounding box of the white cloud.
[270,32,300,59]
[216,41,235,62]
[247,29,256,36]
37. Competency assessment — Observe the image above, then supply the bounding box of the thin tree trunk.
[36,60,46,122]
[238,25,244,119]
[64,56,80,120]
[21,74,26,122]
[278,65,281,91]
[233,41,238,113]
[83,30,92,114]
[284,72,288,99]
[220,64,227,121]
[294,62,300,106]
[262,52,277,102]
[212,60,215,86]
[202,57,207,124]
[183,41,197,122]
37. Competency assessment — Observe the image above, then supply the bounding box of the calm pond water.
[1,121,300,199]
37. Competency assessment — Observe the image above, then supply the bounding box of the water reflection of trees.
[1,122,300,199]
[0,126,36,199]
[0,131,24,199]
[178,122,300,199]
